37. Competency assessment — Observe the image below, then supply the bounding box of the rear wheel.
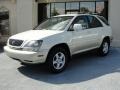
[98,39,110,56]
[46,47,69,73]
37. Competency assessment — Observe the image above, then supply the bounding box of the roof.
[53,13,98,17]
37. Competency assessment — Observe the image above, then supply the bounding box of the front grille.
[9,39,23,46]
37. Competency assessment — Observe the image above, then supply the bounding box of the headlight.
[23,40,43,52]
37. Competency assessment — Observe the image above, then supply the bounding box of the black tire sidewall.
[99,39,110,56]
[46,47,68,73]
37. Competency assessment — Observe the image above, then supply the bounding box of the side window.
[88,16,103,28]
[72,16,89,30]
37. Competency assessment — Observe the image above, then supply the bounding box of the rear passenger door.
[86,15,103,48]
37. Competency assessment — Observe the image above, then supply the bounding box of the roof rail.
[78,12,99,15]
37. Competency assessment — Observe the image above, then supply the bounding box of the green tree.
[80,7,89,13]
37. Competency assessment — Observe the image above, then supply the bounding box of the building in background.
[0,7,9,42]
[0,0,119,46]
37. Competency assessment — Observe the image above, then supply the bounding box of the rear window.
[98,16,109,26]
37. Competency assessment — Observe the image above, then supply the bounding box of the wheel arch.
[46,43,71,61]
[99,36,110,48]
[103,36,110,44]
[100,36,111,46]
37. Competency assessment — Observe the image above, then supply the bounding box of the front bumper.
[4,46,48,64]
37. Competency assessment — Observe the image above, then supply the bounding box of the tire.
[46,47,69,73]
[98,39,110,56]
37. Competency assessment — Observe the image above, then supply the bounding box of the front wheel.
[46,47,68,73]
[98,39,110,56]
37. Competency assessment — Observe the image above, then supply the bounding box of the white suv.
[4,14,112,73]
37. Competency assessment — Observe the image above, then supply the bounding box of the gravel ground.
[0,47,120,90]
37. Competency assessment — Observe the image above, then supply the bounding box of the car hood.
[10,30,63,40]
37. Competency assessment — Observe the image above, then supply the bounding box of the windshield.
[36,16,73,30]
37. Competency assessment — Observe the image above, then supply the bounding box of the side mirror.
[73,24,83,31]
